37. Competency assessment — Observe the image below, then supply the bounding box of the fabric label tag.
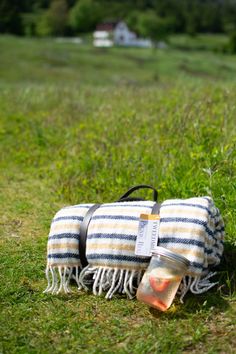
[135,213,160,257]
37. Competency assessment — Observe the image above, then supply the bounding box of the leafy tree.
[185,15,198,37]
[126,10,142,34]
[69,0,102,34]
[0,0,23,34]
[228,30,236,53]
[34,0,68,36]
[201,2,223,33]
[21,12,38,36]
[35,10,52,36]
[2,0,236,36]
[47,0,68,35]
[182,0,200,36]
[138,11,173,45]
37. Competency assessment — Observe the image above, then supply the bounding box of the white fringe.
[107,269,124,299]
[189,271,218,294]
[178,271,218,301]
[43,265,77,294]
[93,267,103,295]
[78,266,145,299]
[73,266,80,288]
[44,265,219,300]
[178,276,192,303]
[43,266,59,294]
[98,267,107,295]
[43,266,51,293]
[105,269,119,299]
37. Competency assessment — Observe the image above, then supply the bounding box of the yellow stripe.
[48,243,78,250]
[50,223,80,232]
[87,242,135,252]
[159,225,205,236]
[89,222,138,231]
[161,209,206,217]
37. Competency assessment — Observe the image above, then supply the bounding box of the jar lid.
[152,246,190,267]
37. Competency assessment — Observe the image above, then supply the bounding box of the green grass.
[0,35,236,353]
[169,33,229,52]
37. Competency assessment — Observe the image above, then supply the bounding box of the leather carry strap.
[151,202,161,214]
[117,184,158,202]
[79,204,101,268]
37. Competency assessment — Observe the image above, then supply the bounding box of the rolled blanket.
[44,197,224,300]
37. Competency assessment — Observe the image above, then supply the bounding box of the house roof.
[96,21,119,32]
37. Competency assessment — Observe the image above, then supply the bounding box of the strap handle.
[79,204,101,268]
[117,184,158,202]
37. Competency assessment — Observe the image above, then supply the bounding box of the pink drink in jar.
[137,247,190,311]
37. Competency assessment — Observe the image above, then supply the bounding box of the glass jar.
[136,247,190,311]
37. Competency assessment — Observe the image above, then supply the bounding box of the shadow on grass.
[216,243,236,296]
[150,243,236,319]
[149,291,230,320]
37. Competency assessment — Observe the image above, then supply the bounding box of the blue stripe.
[215,253,222,259]
[205,241,221,251]
[215,226,225,233]
[205,248,222,258]
[48,253,80,259]
[205,226,223,241]
[205,248,213,255]
[159,237,204,247]
[52,216,83,223]
[213,233,225,245]
[87,253,150,263]
[161,217,207,225]
[204,226,215,239]
[88,233,137,241]
[92,215,139,221]
[190,261,203,269]
[49,233,79,240]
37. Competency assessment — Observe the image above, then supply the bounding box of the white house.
[113,21,136,46]
[93,30,113,47]
[93,21,152,48]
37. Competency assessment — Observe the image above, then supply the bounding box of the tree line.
[1,0,236,39]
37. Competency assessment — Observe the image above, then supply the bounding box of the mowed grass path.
[0,36,236,353]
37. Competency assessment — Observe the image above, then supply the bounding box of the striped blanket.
[44,197,224,300]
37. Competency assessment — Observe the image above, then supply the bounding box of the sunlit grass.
[0,35,235,353]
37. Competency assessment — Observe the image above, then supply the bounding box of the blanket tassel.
[178,271,218,302]
[43,265,77,294]
[79,266,144,299]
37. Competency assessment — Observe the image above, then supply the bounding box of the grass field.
[0,35,236,353]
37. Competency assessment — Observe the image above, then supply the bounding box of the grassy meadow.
[0,35,236,353]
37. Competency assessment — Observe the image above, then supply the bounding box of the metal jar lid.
[152,246,190,267]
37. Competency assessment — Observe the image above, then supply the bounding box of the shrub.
[69,0,102,34]
[228,31,236,54]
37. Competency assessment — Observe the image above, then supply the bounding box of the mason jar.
[136,246,190,311]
